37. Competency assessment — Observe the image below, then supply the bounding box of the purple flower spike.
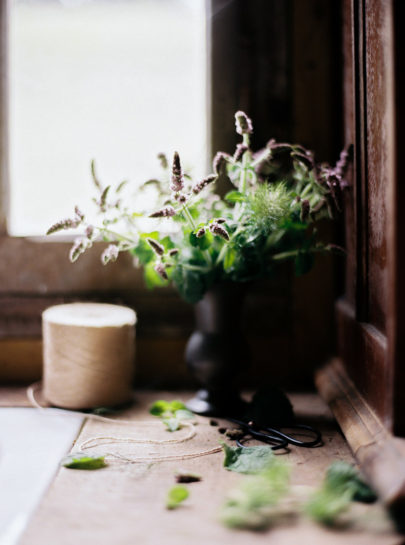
[170,151,184,192]
[209,222,230,241]
[101,244,119,265]
[235,111,253,135]
[149,205,176,218]
[154,262,168,280]
[147,238,165,256]
[192,175,217,195]
[213,152,232,175]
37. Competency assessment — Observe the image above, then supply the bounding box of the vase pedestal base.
[186,389,247,417]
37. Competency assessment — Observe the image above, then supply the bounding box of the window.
[10,0,207,236]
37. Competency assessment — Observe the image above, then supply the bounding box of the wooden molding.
[316,358,405,530]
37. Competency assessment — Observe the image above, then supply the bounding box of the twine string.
[27,382,222,463]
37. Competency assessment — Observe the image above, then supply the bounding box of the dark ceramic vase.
[185,283,249,416]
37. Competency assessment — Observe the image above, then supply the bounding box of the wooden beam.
[316,358,405,531]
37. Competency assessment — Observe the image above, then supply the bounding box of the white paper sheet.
[0,408,83,545]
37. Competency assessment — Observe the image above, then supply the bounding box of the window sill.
[0,388,399,545]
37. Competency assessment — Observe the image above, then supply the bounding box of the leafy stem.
[182,204,213,266]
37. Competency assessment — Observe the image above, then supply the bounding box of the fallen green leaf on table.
[220,458,291,530]
[61,452,107,470]
[305,461,377,526]
[163,417,181,432]
[150,400,190,417]
[222,442,275,474]
[166,485,190,509]
[150,399,194,432]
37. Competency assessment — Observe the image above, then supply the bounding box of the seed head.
[173,192,187,204]
[192,175,217,195]
[147,238,165,256]
[149,205,176,218]
[235,111,253,135]
[85,225,94,239]
[47,217,80,235]
[69,237,89,263]
[196,227,206,238]
[168,248,179,257]
[101,244,119,265]
[213,152,231,175]
[154,262,168,280]
[209,222,230,241]
[170,151,184,192]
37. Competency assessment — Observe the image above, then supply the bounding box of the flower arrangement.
[47,112,350,303]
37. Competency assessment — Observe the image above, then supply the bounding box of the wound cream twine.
[27,382,222,464]
[42,303,136,410]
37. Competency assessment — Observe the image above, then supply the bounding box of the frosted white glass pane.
[9,0,207,236]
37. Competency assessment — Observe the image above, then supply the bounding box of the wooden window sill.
[0,388,400,544]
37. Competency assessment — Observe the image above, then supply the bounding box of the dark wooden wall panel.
[365,0,390,334]
[337,0,405,434]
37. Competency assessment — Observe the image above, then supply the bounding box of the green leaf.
[168,400,188,412]
[305,461,377,526]
[325,461,377,503]
[61,452,106,470]
[220,458,290,530]
[174,409,194,420]
[149,400,171,416]
[223,247,236,271]
[163,418,181,432]
[166,485,189,509]
[171,265,206,304]
[222,443,275,474]
[131,238,155,265]
[305,487,353,526]
[149,400,193,426]
[225,190,246,203]
[190,230,213,250]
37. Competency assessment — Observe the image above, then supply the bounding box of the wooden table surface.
[0,388,402,545]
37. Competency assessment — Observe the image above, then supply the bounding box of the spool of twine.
[42,303,136,410]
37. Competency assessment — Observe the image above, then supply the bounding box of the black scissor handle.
[264,424,322,448]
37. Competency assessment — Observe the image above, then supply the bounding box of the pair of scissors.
[225,417,322,450]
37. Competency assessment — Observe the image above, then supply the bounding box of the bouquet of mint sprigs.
[47,111,350,303]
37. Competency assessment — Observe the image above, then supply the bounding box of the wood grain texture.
[338,0,403,433]
[13,391,398,545]
[388,0,405,436]
[316,358,405,529]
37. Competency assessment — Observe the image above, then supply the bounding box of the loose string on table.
[27,381,222,463]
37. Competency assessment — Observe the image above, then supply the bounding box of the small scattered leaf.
[305,461,377,526]
[222,443,275,474]
[220,458,290,530]
[61,452,106,470]
[163,418,181,432]
[150,400,171,416]
[166,485,189,509]
[174,409,194,420]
